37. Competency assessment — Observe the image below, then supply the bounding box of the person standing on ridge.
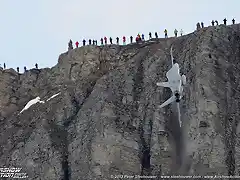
[223,18,227,25]
[196,22,201,30]
[75,41,79,48]
[180,29,183,36]
[123,36,126,45]
[3,63,6,69]
[211,20,215,26]
[24,66,27,72]
[95,40,98,45]
[104,37,107,44]
[149,32,152,39]
[201,22,204,28]
[110,37,113,44]
[17,67,19,73]
[164,29,168,38]
[215,20,218,25]
[232,18,235,24]
[68,39,73,51]
[116,37,119,45]
[93,40,95,45]
[130,36,133,43]
[100,38,104,46]
[137,34,141,41]
[89,39,92,45]
[155,32,158,38]
[35,63,38,69]
[136,36,139,43]
[141,34,144,41]
[174,29,178,37]
[83,39,86,46]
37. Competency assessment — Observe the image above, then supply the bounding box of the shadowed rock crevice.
[131,49,153,176]
[63,96,81,127]
[48,122,70,180]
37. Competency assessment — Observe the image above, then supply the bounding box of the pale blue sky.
[0,0,239,72]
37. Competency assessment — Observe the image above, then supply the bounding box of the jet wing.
[159,95,176,108]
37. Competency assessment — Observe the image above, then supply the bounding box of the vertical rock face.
[0,24,240,179]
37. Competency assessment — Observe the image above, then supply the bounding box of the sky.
[0,0,239,72]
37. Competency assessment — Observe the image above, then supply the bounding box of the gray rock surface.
[1,24,240,180]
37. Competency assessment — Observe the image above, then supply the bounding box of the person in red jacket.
[75,41,79,48]
[136,36,139,43]
[123,36,126,45]
[104,37,107,44]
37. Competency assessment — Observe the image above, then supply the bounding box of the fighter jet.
[157,63,186,108]
[157,45,186,108]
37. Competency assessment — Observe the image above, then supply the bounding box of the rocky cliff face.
[1,24,240,180]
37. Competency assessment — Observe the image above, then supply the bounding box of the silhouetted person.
[215,20,218,25]
[35,63,38,69]
[123,36,126,45]
[223,18,227,25]
[110,37,113,44]
[149,32,152,39]
[211,20,214,26]
[89,39,91,45]
[100,38,103,45]
[130,36,133,43]
[164,29,168,38]
[24,66,27,72]
[174,29,178,37]
[68,39,73,51]
[104,37,107,44]
[116,37,119,45]
[201,22,204,28]
[17,67,19,73]
[232,18,235,24]
[141,34,144,41]
[93,40,95,45]
[83,39,86,46]
[95,40,98,45]
[3,63,6,69]
[196,22,201,30]
[155,32,158,38]
[75,41,79,48]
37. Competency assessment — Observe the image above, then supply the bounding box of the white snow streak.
[18,92,61,115]
[19,97,45,114]
[46,92,61,102]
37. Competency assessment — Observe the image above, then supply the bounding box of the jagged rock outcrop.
[1,24,240,180]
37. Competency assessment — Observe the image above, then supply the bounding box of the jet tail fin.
[159,95,176,108]
[156,82,170,88]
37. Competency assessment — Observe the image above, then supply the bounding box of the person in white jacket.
[180,29,183,36]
